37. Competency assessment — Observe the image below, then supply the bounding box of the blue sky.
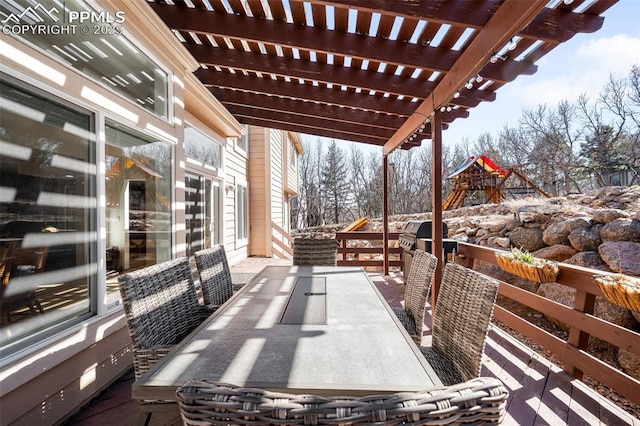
[300,1,640,154]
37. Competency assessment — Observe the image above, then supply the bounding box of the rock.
[542,218,590,245]
[493,237,511,248]
[598,241,640,275]
[508,226,545,252]
[533,245,577,261]
[600,218,640,242]
[568,225,602,251]
[618,349,640,381]
[592,209,630,223]
[564,251,608,270]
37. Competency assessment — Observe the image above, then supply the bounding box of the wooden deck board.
[62,270,639,426]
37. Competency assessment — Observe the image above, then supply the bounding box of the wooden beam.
[235,116,421,147]
[384,0,549,156]
[151,3,460,73]
[197,69,418,115]
[214,89,407,130]
[306,1,603,42]
[188,45,437,98]
[226,104,401,140]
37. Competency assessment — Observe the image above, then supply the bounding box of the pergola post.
[382,155,389,275]
[431,111,444,309]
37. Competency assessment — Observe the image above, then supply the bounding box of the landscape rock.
[564,251,608,270]
[508,226,545,252]
[542,219,589,246]
[592,208,631,224]
[600,218,640,242]
[533,245,577,261]
[598,241,640,275]
[568,225,602,251]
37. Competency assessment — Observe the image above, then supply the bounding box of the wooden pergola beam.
[384,0,549,156]
[151,3,461,73]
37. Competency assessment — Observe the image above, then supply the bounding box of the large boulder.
[564,251,608,270]
[542,219,589,246]
[533,245,577,262]
[568,225,602,251]
[508,226,545,252]
[598,241,640,275]
[591,208,631,224]
[600,218,640,242]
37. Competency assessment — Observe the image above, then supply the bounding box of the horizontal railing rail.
[457,241,640,405]
[335,232,402,269]
[271,221,293,260]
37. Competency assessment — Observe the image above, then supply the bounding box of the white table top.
[132,265,442,401]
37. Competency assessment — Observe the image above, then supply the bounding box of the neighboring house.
[248,126,303,259]
[0,1,297,423]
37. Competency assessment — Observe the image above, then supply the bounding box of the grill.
[399,221,448,281]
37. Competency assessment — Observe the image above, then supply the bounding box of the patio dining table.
[132,265,443,406]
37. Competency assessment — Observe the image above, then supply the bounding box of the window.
[237,125,248,152]
[184,125,222,169]
[104,121,173,293]
[236,184,249,241]
[0,0,170,120]
[185,174,221,256]
[288,139,296,169]
[0,77,97,353]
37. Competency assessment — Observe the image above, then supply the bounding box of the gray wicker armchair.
[292,237,338,266]
[420,262,500,385]
[194,245,234,310]
[176,377,508,425]
[117,257,209,380]
[391,249,437,345]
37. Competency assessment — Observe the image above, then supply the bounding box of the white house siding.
[223,136,249,266]
[270,129,285,228]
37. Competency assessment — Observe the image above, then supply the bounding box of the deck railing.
[457,241,640,405]
[331,234,639,405]
[334,231,402,269]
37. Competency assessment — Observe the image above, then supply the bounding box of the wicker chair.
[194,245,234,311]
[117,257,209,381]
[176,377,508,425]
[391,249,437,345]
[292,237,338,266]
[420,262,500,385]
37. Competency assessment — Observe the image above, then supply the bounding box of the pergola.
[148,0,617,300]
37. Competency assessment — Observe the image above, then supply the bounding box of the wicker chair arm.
[176,377,508,425]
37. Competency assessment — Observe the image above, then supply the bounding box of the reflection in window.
[184,126,221,169]
[185,174,222,257]
[0,78,96,353]
[0,0,169,120]
[105,121,172,299]
[236,184,249,241]
[237,125,248,152]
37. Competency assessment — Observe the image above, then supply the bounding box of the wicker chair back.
[292,238,338,266]
[117,257,208,379]
[421,262,499,385]
[176,377,508,425]
[391,249,437,345]
[194,245,233,308]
